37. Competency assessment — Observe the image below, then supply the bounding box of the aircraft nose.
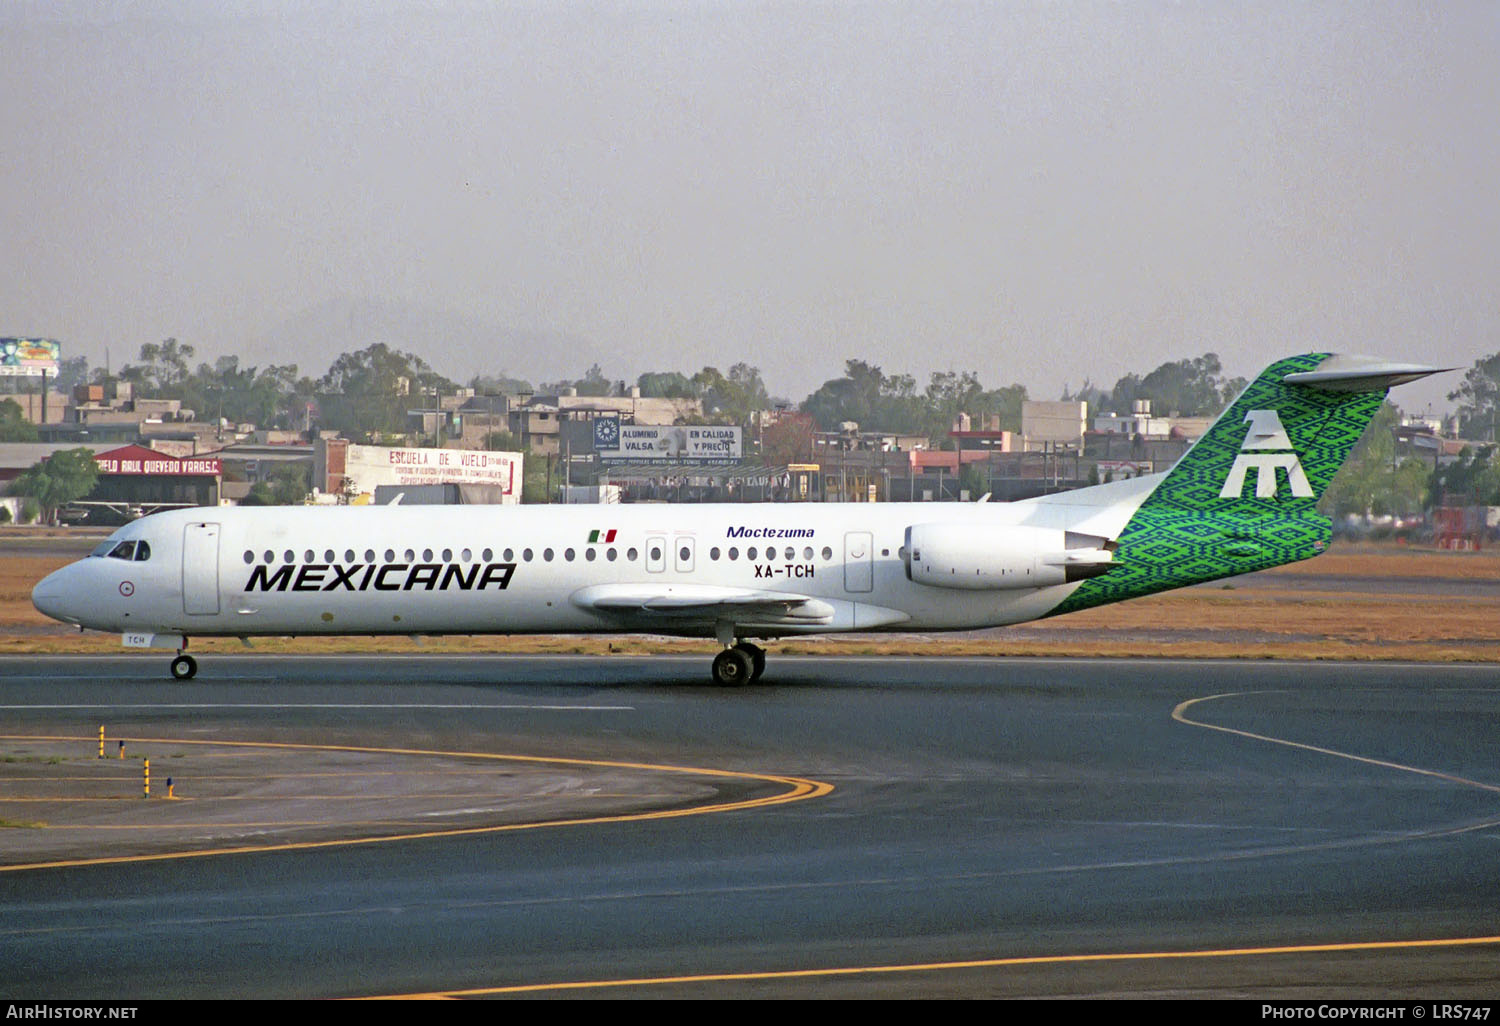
[31,566,83,626]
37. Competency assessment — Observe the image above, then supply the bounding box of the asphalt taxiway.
[1,654,1497,998]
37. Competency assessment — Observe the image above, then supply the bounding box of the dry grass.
[4,544,1499,662]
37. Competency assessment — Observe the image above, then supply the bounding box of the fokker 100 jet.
[32,354,1441,685]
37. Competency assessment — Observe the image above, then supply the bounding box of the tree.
[1320,403,1430,516]
[1448,351,1500,441]
[542,364,613,397]
[761,412,816,467]
[317,344,456,441]
[470,373,533,395]
[119,338,196,395]
[636,371,698,399]
[1430,444,1500,507]
[0,398,39,442]
[54,355,90,392]
[802,360,1026,444]
[10,448,99,524]
[692,364,770,426]
[180,356,299,429]
[239,465,310,506]
[1104,352,1245,417]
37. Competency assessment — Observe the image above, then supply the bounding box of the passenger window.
[134,541,151,561]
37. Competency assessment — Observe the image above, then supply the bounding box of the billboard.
[343,444,521,502]
[594,416,741,464]
[0,338,61,378]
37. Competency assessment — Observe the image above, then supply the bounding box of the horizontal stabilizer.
[1282,354,1450,392]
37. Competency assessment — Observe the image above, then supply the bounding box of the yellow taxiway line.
[0,733,832,873]
[367,934,1500,998]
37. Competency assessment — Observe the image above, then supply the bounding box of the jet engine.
[904,523,1115,591]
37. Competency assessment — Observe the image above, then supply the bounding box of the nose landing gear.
[170,643,197,681]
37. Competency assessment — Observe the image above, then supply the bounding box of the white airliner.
[31,354,1441,684]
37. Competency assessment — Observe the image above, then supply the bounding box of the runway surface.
[1,654,1498,998]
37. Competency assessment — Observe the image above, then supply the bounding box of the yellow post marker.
[118,740,125,760]
[166,777,174,800]
[143,758,149,799]
[98,726,104,759]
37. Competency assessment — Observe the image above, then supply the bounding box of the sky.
[3,1,1496,415]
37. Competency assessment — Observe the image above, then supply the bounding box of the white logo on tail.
[1219,409,1313,499]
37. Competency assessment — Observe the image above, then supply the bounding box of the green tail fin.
[1052,353,1430,615]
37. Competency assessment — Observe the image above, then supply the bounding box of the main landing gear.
[711,642,766,687]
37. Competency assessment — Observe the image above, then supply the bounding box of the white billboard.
[594,417,741,464]
[344,444,521,502]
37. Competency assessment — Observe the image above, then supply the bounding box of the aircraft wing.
[570,584,836,625]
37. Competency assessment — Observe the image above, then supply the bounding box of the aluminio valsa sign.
[596,420,742,464]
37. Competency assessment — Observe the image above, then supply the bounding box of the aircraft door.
[675,535,695,573]
[646,535,667,573]
[182,522,221,615]
[843,531,873,593]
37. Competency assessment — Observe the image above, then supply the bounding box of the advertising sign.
[345,444,521,501]
[594,416,741,464]
[0,338,61,378]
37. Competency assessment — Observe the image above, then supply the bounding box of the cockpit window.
[90,540,117,557]
[108,541,137,560]
[134,541,151,561]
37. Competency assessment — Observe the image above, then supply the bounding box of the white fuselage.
[32,478,1157,642]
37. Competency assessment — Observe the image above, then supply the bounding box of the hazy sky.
[3,1,1496,413]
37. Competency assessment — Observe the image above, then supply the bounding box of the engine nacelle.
[904,523,1114,591]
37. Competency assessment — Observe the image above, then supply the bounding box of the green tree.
[470,373,533,394]
[1448,351,1500,441]
[317,344,456,441]
[692,364,770,426]
[119,338,196,395]
[542,364,614,397]
[1105,352,1245,417]
[240,465,310,506]
[1430,445,1500,506]
[0,398,39,442]
[54,355,90,392]
[180,356,299,429]
[636,370,698,399]
[10,448,99,524]
[1320,403,1430,516]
